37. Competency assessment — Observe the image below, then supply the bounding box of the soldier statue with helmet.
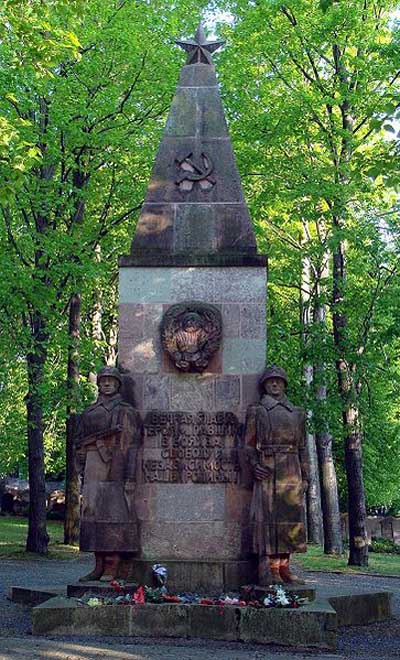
[74,366,142,582]
[244,365,310,585]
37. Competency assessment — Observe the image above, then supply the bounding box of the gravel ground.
[0,556,399,660]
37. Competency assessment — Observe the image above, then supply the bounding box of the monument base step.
[31,596,337,650]
[123,558,258,592]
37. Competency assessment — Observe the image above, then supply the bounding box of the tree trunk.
[64,293,81,545]
[332,237,368,566]
[26,312,49,554]
[300,236,323,544]
[314,282,343,555]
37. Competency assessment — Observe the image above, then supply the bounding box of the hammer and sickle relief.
[175,152,216,192]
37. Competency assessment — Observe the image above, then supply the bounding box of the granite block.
[221,304,240,338]
[165,88,197,137]
[131,204,174,251]
[170,374,215,411]
[197,87,229,138]
[140,521,243,560]
[240,303,266,339]
[143,374,170,409]
[178,64,218,88]
[129,603,188,637]
[239,601,337,649]
[189,604,239,641]
[223,338,266,374]
[119,303,144,339]
[144,304,163,334]
[154,484,225,522]
[119,268,172,304]
[328,592,392,627]
[118,337,160,374]
[173,204,216,252]
[171,267,216,303]
[213,268,267,303]
[215,203,256,252]
[215,376,241,409]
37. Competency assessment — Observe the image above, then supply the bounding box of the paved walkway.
[0,556,399,660]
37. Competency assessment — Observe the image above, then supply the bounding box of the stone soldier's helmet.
[259,365,288,389]
[96,366,122,387]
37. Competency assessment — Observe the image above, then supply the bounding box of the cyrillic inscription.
[143,411,241,483]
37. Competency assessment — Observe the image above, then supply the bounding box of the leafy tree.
[217,0,400,564]
[0,0,208,551]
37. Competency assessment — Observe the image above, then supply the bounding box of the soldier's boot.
[268,556,284,584]
[279,556,305,585]
[100,553,121,582]
[78,552,105,582]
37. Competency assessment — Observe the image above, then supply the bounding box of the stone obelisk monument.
[119,24,267,591]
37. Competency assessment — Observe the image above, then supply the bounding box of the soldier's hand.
[254,464,270,480]
[302,479,309,493]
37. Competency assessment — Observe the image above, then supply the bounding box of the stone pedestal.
[118,266,266,588]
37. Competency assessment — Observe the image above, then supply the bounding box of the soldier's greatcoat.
[75,394,142,553]
[245,394,309,556]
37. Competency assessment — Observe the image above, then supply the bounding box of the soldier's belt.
[259,445,297,455]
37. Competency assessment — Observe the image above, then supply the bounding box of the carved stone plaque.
[161,302,222,373]
[142,411,241,484]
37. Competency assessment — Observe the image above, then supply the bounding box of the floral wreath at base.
[79,581,307,610]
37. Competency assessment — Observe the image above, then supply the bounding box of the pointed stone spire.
[122,24,266,267]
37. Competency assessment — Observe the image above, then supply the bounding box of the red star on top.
[176,22,225,66]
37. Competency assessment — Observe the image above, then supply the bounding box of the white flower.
[87,597,101,607]
[263,595,273,607]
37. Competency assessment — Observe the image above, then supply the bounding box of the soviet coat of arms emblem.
[161,302,222,373]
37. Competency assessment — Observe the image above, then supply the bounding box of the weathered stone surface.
[215,376,241,409]
[189,604,239,641]
[120,252,267,267]
[240,303,266,339]
[223,338,266,374]
[213,268,267,303]
[215,204,256,252]
[170,374,215,410]
[122,558,257,592]
[197,88,229,138]
[171,267,216,303]
[239,600,337,649]
[131,204,173,251]
[173,204,217,252]
[119,303,144,339]
[120,268,172,304]
[221,304,240,338]
[118,336,160,374]
[32,598,337,649]
[328,591,392,627]
[130,604,188,637]
[178,63,218,88]
[120,267,267,304]
[143,374,170,409]
[32,597,131,636]
[165,88,198,137]
[9,585,63,606]
[154,484,225,522]
[140,521,244,560]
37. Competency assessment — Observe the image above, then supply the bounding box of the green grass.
[0,516,79,560]
[295,543,400,576]
[1,517,399,574]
